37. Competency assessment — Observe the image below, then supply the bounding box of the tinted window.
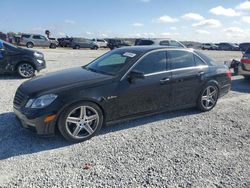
[246,47,250,54]
[134,51,166,74]
[195,51,214,65]
[22,34,31,38]
[168,50,195,69]
[138,40,154,45]
[33,35,42,39]
[194,55,206,65]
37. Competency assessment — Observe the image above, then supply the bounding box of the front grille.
[13,88,28,108]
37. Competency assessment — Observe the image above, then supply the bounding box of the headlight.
[25,94,57,109]
[34,52,44,58]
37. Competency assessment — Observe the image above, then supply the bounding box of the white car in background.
[91,38,108,48]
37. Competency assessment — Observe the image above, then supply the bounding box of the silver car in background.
[91,38,108,48]
[19,34,57,48]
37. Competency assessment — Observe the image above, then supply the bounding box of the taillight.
[241,57,250,64]
[226,70,232,78]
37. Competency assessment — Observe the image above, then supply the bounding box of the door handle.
[197,71,205,77]
[160,77,171,84]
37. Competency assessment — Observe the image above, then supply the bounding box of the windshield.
[86,49,140,75]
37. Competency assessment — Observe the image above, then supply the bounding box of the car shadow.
[231,76,250,93]
[0,74,23,80]
[0,109,200,160]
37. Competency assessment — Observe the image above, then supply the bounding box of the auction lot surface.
[0,48,249,187]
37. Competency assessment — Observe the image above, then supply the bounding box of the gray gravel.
[0,48,249,187]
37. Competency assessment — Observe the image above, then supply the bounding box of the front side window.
[138,40,154,45]
[86,50,140,75]
[168,50,195,70]
[133,51,167,74]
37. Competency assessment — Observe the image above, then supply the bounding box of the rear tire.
[58,101,104,142]
[50,43,57,49]
[74,45,80,49]
[197,83,219,112]
[26,42,34,48]
[17,63,35,78]
[92,46,98,50]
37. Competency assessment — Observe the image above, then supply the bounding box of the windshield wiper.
[85,67,114,76]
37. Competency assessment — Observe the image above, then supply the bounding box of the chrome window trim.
[120,48,208,81]
[144,65,208,77]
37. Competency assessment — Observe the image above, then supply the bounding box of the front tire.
[58,102,104,142]
[17,63,35,78]
[197,84,219,112]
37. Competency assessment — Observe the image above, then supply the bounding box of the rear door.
[167,50,208,107]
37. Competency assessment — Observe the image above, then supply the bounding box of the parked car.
[0,40,46,78]
[58,37,72,47]
[218,43,240,51]
[239,43,250,52]
[13,46,231,142]
[69,38,99,50]
[106,39,130,50]
[91,38,108,48]
[135,38,186,48]
[238,47,250,79]
[201,43,218,50]
[19,34,57,49]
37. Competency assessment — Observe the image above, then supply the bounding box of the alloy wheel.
[18,63,35,78]
[65,105,99,139]
[201,86,218,110]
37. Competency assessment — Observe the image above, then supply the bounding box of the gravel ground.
[0,48,249,187]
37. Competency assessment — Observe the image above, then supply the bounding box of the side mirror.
[127,70,145,82]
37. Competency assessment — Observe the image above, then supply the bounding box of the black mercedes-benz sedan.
[13,46,231,142]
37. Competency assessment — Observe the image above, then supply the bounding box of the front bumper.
[35,59,46,71]
[13,107,56,136]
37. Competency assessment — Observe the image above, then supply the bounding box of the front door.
[116,50,172,119]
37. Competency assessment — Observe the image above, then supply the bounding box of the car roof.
[118,45,188,53]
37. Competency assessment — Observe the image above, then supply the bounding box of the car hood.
[20,67,113,95]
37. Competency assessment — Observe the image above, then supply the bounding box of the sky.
[1,0,250,42]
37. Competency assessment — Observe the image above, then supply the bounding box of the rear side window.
[194,55,206,66]
[22,34,31,38]
[245,47,250,54]
[138,40,154,45]
[168,50,195,69]
[134,51,166,74]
